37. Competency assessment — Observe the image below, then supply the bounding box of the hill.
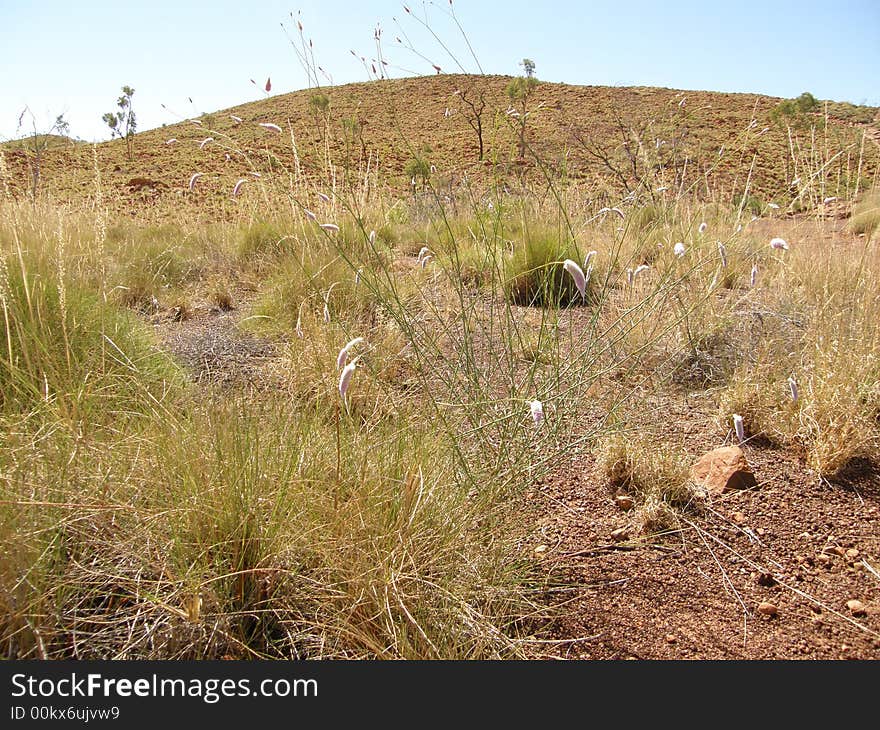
[2,74,877,220]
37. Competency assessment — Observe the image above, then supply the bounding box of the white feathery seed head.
[337,337,365,370]
[733,413,745,444]
[339,358,359,400]
[529,399,544,427]
[788,375,799,403]
[562,259,587,300]
[673,242,686,258]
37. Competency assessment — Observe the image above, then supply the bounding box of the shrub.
[504,229,592,307]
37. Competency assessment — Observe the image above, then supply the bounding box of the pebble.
[732,512,746,525]
[665,634,677,644]
[758,601,778,616]
[756,527,765,536]
[846,600,866,617]
[610,527,629,542]
[615,495,634,511]
[846,548,859,559]
[534,544,547,555]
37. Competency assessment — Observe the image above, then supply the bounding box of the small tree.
[405,144,433,192]
[103,86,137,161]
[308,92,331,143]
[341,114,368,166]
[453,86,488,161]
[506,59,540,158]
[15,107,70,198]
[770,91,820,130]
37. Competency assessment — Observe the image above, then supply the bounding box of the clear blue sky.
[2,0,878,141]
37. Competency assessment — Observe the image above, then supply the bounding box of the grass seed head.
[562,259,587,300]
[339,358,359,399]
[529,399,544,426]
[337,337,365,370]
[733,413,745,444]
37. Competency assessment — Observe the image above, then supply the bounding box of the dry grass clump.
[598,432,698,534]
[717,221,880,476]
[848,190,880,240]
[0,396,532,659]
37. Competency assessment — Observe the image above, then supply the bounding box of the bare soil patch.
[528,396,880,659]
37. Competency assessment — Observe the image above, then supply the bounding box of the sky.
[2,0,878,142]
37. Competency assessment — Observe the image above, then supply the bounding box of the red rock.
[758,602,778,616]
[690,446,757,495]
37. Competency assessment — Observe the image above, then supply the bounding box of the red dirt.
[528,397,880,659]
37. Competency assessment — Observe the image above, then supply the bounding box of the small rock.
[846,599,866,617]
[665,634,677,644]
[690,446,758,495]
[817,554,833,567]
[610,527,630,542]
[615,495,634,511]
[732,511,746,525]
[758,601,778,616]
[533,544,547,555]
[756,572,777,587]
[845,548,859,559]
[756,527,765,536]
